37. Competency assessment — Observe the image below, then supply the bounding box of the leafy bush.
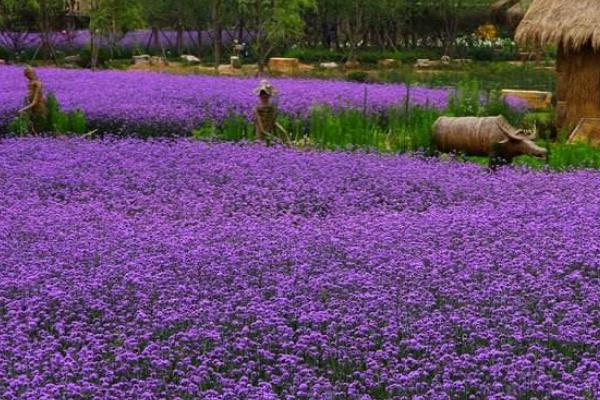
[516,142,600,170]
[346,71,369,83]
[0,46,9,60]
[77,45,138,68]
[523,112,556,141]
[8,114,28,135]
[77,46,112,68]
[283,47,346,63]
[283,46,442,65]
[46,92,88,134]
[379,62,556,93]
[446,80,526,126]
[455,35,519,62]
[9,92,88,135]
[69,110,88,133]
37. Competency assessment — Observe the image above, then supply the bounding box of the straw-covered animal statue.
[432,116,548,169]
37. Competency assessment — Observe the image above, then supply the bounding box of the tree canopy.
[0,0,510,64]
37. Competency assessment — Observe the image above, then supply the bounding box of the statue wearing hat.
[253,80,277,141]
[18,66,48,133]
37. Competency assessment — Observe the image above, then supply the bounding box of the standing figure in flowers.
[253,80,277,141]
[19,66,48,133]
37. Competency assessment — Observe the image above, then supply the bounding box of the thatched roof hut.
[516,0,600,129]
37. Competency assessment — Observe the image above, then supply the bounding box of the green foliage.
[346,71,369,83]
[8,114,28,135]
[446,80,525,126]
[446,80,482,117]
[46,92,61,130]
[89,0,144,36]
[193,114,253,142]
[235,0,316,69]
[378,62,556,93]
[1,0,529,64]
[357,49,442,64]
[9,92,88,135]
[69,110,88,133]
[283,47,346,63]
[305,106,439,153]
[78,44,137,68]
[1,0,531,65]
[0,0,37,35]
[87,0,144,67]
[546,143,600,170]
[522,111,555,141]
[193,105,440,154]
[516,142,600,171]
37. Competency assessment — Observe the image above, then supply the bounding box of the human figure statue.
[253,80,277,141]
[233,39,244,58]
[19,66,48,133]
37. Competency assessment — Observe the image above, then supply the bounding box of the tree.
[29,0,64,63]
[210,0,223,70]
[88,0,144,68]
[237,0,315,73]
[437,0,493,55]
[0,0,37,55]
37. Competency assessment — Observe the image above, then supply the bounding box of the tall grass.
[193,106,441,154]
[192,79,600,171]
[378,62,556,93]
[306,106,439,152]
[515,142,600,170]
[446,80,525,126]
[194,80,519,153]
[8,92,88,135]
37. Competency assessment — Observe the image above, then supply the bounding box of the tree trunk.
[90,31,98,69]
[39,0,58,64]
[237,18,245,42]
[176,24,184,55]
[211,0,222,72]
[146,27,161,53]
[196,29,203,57]
[321,22,331,49]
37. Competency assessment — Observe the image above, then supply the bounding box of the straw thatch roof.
[515,0,600,51]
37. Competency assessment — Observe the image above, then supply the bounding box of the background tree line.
[0,0,506,67]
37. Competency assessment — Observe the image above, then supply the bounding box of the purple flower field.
[0,29,242,53]
[0,138,598,399]
[0,66,448,132]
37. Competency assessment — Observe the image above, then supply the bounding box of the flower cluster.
[0,66,448,133]
[455,35,516,51]
[0,138,598,399]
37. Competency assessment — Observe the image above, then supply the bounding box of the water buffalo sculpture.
[432,116,548,169]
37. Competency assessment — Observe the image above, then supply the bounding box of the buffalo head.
[490,124,548,169]
[497,124,548,158]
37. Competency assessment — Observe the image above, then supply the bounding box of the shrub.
[8,92,88,135]
[8,115,28,135]
[346,71,369,83]
[446,80,526,126]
